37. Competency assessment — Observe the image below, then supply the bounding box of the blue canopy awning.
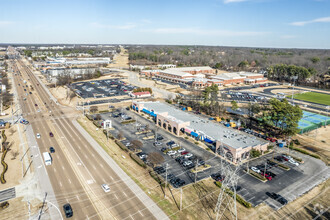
[150,112,157,117]
[204,138,214,144]
[191,132,198,137]
[132,105,136,110]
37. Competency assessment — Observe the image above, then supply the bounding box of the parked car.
[154,166,166,174]
[35,103,38,106]
[288,159,299,166]
[36,133,41,139]
[167,174,175,180]
[167,150,176,156]
[277,196,288,205]
[183,160,193,167]
[63,203,73,218]
[261,173,272,180]
[153,141,162,146]
[250,166,260,173]
[211,173,221,180]
[49,132,54,137]
[266,192,279,200]
[177,148,186,153]
[184,153,194,159]
[166,141,175,146]
[156,135,164,141]
[161,147,168,152]
[181,151,189,155]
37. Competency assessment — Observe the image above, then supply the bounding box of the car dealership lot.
[92,109,330,209]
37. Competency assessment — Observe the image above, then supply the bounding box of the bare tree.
[148,152,164,167]
[117,131,124,140]
[95,114,102,120]
[131,140,143,152]
[90,106,98,113]
[11,150,19,159]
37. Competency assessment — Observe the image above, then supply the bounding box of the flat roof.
[138,101,267,149]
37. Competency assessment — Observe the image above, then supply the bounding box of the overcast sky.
[0,0,330,48]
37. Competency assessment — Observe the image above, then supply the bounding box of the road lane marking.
[68,179,72,184]
[93,165,96,170]
[59,182,62,187]
[100,164,104,168]
[138,210,144,216]
[129,214,135,220]
[54,168,56,173]
[62,166,65,170]
[76,195,80,200]
[122,192,127,197]
[114,194,118,200]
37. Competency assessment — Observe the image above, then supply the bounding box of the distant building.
[130,91,151,98]
[157,64,176,69]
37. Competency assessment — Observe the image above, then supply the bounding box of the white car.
[250,166,260,173]
[184,153,194,159]
[36,133,41,139]
[288,159,299,166]
[167,150,176,156]
[183,161,193,167]
[101,184,110,192]
[177,148,186,153]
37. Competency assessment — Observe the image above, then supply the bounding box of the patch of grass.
[291,92,330,105]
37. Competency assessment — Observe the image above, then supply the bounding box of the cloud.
[223,0,248,3]
[147,27,269,37]
[290,16,330,26]
[90,22,136,30]
[0,21,13,26]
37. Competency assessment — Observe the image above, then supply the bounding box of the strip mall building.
[132,101,269,163]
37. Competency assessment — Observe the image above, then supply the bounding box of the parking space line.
[122,192,127,197]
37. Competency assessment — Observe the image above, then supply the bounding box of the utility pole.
[38,192,47,220]
[180,188,183,211]
[164,163,168,199]
[194,159,198,183]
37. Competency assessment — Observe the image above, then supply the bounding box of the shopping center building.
[132,101,269,163]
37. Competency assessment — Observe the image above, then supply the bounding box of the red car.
[261,173,272,180]
[181,151,189,155]
[260,85,265,87]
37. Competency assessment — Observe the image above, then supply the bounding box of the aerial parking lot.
[71,78,137,99]
[91,108,330,210]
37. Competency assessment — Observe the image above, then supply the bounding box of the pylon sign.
[103,119,112,129]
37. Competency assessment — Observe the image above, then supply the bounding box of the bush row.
[114,140,128,152]
[99,110,109,113]
[129,152,147,168]
[102,129,114,140]
[1,131,8,184]
[0,201,9,209]
[86,115,93,121]
[93,121,102,128]
[248,170,267,181]
[291,147,320,159]
[121,120,136,124]
[214,181,252,208]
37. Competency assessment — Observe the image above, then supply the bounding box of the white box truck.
[43,152,52,166]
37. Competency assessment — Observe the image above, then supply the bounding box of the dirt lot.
[0,125,24,191]
[0,197,43,220]
[107,46,129,69]
[295,126,330,165]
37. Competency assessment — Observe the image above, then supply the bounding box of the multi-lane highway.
[11,58,167,220]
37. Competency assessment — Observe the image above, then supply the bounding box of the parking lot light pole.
[164,163,168,198]
[195,159,198,183]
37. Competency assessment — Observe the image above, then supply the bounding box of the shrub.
[93,121,102,128]
[194,141,199,145]
[293,139,300,145]
[129,153,147,168]
[121,119,136,124]
[99,110,109,113]
[250,149,261,158]
[291,147,320,159]
[115,140,128,152]
[1,148,8,184]
[248,170,267,181]
[86,115,93,121]
[185,137,188,139]
[102,130,114,139]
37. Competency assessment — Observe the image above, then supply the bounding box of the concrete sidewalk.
[72,119,169,220]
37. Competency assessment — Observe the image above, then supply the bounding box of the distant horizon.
[1,0,330,49]
[1,42,330,50]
